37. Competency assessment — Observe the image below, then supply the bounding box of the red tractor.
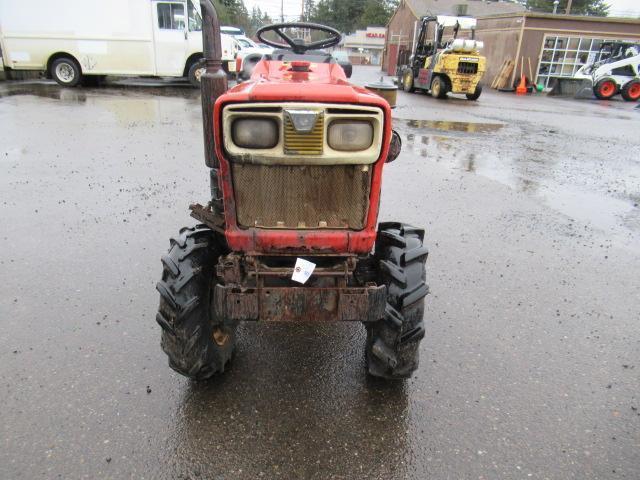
[156,2,429,380]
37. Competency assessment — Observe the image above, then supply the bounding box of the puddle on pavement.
[0,81,203,126]
[0,81,200,102]
[404,119,504,133]
[398,120,640,245]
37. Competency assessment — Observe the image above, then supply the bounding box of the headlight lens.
[328,120,374,151]
[232,118,278,149]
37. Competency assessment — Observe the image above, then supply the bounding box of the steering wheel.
[256,23,342,55]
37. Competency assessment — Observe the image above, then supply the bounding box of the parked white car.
[0,0,237,87]
[234,35,273,79]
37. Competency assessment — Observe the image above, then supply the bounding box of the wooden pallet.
[491,59,515,90]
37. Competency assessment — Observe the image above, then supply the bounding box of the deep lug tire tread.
[156,225,235,380]
[620,79,640,102]
[366,223,429,379]
[593,78,617,100]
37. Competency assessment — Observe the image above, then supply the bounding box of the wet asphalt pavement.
[1,67,639,479]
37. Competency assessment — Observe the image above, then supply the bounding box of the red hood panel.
[211,59,393,254]
[219,60,385,105]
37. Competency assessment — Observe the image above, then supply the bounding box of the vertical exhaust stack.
[200,0,228,167]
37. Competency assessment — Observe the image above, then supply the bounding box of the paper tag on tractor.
[291,258,316,284]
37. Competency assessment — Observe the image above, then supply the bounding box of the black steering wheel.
[256,23,342,55]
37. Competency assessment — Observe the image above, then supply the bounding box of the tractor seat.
[265,50,336,63]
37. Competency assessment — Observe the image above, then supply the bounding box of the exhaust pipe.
[200,0,228,167]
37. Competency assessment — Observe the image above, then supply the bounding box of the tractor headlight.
[232,118,278,149]
[328,120,374,151]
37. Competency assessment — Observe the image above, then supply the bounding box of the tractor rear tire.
[620,79,640,102]
[156,225,236,380]
[431,76,448,99]
[593,78,617,100]
[365,223,429,379]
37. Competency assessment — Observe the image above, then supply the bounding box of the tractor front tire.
[593,78,617,100]
[156,225,236,380]
[365,223,429,379]
[620,79,640,102]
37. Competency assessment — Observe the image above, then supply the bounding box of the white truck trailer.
[0,0,237,86]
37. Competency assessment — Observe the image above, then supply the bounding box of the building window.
[536,34,633,88]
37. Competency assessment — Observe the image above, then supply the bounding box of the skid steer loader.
[550,41,640,101]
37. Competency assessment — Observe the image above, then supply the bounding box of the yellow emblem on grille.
[284,111,324,155]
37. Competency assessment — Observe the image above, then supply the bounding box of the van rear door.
[152,0,188,76]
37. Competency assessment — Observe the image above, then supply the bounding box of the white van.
[0,0,237,87]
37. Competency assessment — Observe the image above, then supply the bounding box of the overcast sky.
[243,0,640,22]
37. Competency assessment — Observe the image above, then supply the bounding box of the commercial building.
[341,26,386,65]
[475,13,640,88]
[384,0,640,88]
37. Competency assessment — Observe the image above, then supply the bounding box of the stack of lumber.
[491,59,514,89]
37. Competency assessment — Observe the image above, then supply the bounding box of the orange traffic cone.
[516,74,527,94]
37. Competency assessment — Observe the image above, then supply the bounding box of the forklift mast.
[412,17,438,72]
[411,16,474,74]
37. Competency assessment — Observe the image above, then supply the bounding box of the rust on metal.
[214,284,386,323]
[216,253,243,284]
[189,202,225,233]
[200,0,228,168]
[212,327,230,346]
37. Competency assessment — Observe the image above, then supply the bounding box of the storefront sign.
[366,32,385,39]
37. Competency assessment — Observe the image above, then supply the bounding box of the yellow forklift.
[399,15,485,100]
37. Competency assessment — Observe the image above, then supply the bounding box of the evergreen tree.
[310,0,398,33]
[358,0,397,28]
[302,0,317,22]
[521,0,609,16]
[214,0,251,31]
[248,6,272,35]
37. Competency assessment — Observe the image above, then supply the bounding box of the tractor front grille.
[458,62,479,74]
[283,112,324,155]
[231,163,371,229]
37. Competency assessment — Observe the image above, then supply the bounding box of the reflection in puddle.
[0,80,201,102]
[0,81,203,126]
[396,117,639,245]
[405,119,504,133]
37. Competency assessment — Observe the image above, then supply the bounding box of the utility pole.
[281,0,284,22]
[301,0,305,21]
[565,0,573,14]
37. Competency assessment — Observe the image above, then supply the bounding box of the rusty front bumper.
[214,284,387,323]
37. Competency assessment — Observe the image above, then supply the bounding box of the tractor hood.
[217,60,386,105]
